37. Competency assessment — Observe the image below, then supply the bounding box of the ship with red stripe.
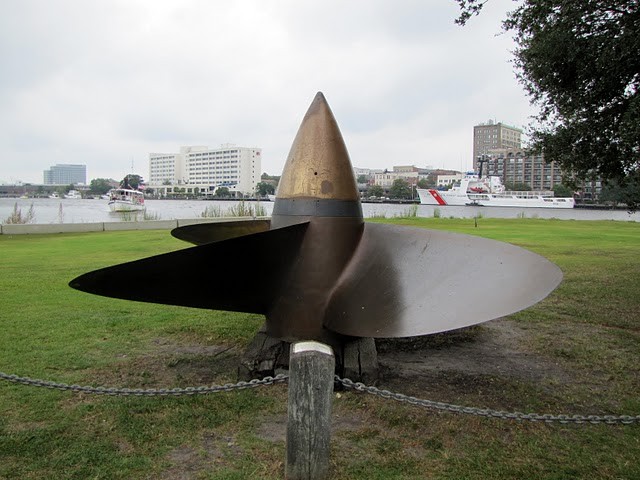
[416,173,575,209]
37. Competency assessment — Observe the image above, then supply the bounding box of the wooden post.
[286,341,335,480]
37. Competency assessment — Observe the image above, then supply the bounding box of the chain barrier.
[335,376,640,425]
[2,369,638,424]
[0,371,287,397]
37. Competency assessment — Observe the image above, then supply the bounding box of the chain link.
[0,371,288,397]
[2,369,638,424]
[335,376,640,425]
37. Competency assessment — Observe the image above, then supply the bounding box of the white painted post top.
[292,341,333,356]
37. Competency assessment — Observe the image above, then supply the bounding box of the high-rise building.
[148,151,187,185]
[148,144,261,196]
[473,121,523,169]
[43,164,87,185]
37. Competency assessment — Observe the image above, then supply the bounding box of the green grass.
[1,219,640,479]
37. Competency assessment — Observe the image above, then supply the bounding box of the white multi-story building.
[436,173,464,188]
[148,151,187,185]
[148,144,261,197]
[373,166,419,187]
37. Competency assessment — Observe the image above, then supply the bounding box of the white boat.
[64,190,82,199]
[108,188,145,212]
[417,173,575,209]
[267,194,276,201]
[49,192,60,199]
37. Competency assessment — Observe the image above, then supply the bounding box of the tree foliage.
[553,184,574,198]
[389,178,412,199]
[261,173,281,183]
[89,178,113,195]
[599,171,640,206]
[367,184,384,198]
[120,174,144,190]
[417,178,432,189]
[215,186,230,197]
[255,181,275,196]
[456,0,640,208]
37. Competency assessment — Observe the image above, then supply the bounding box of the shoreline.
[0,216,268,235]
[2,214,638,236]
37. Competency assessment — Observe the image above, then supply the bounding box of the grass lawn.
[1,218,639,479]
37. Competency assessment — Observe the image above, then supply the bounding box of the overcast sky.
[0,0,535,184]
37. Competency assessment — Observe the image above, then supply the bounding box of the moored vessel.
[64,190,82,199]
[108,188,145,212]
[417,173,574,208]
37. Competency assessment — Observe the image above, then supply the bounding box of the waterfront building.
[148,151,187,186]
[43,164,87,185]
[353,167,383,184]
[481,150,563,191]
[374,166,420,187]
[436,173,464,188]
[148,144,261,197]
[577,178,603,202]
[353,167,381,177]
[473,121,523,170]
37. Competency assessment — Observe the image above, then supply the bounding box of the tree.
[417,178,431,189]
[367,184,384,198]
[553,184,573,198]
[89,178,113,195]
[456,0,640,209]
[599,171,640,206]
[256,181,275,196]
[261,172,281,183]
[121,174,144,190]
[425,173,438,188]
[389,178,412,199]
[215,186,230,197]
[357,174,368,184]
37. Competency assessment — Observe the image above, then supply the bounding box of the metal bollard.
[286,341,335,480]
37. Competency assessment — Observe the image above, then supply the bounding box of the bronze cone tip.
[276,92,359,201]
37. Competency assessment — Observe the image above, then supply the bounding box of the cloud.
[0,0,531,183]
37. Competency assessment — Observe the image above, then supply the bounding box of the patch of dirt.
[91,320,569,396]
[377,319,571,408]
[376,319,571,396]
[88,339,243,389]
[160,433,241,480]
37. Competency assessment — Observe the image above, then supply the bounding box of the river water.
[0,197,637,224]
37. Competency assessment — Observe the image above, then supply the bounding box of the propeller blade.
[171,219,271,245]
[69,222,309,313]
[324,223,562,338]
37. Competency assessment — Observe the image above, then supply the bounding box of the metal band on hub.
[273,198,363,217]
